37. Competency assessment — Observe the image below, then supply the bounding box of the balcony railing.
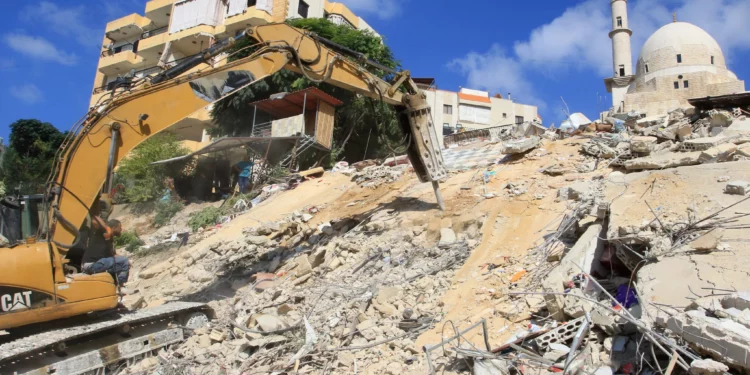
[101,42,139,57]
[141,26,168,39]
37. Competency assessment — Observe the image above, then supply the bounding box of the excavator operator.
[81,217,129,286]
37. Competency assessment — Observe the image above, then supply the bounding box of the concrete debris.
[698,143,736,163]
[625,151,701,170]
[504,136,540,154]
[630,136,657,154]
[64,99,750,375]
[725,181,750,195]
[351,164,406,188]
[689,358,730,375]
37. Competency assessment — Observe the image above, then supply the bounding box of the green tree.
[211,18,406,166]
[116,132,190,202]
[0,119,65,194]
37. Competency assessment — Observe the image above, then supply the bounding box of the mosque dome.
[637,22,726,71]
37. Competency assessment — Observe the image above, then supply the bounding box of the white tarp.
[257,0,273,14]
[459,104,491,125]
[170,0,225,34]
[226,0,247,17]
[560,112,592,132]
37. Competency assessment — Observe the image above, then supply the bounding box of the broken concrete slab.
[558,181,593,201]
[689,358,729,375]
[296,256,313,277]
[254,314,286,332]
[624,151,701,170]
[542,224,606,319]
[438,228,457,247]
[682,136,736,152]
[503,136,540,154]
[699,143,737,163]
[630,136,657,154]
[666,309,750,371]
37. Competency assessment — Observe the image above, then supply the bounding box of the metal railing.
[141,26,168,39]
[443,123,514,148]
[100,43,138,57]
[250,122,273,137]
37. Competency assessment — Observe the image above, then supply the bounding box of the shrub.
[114,230,145,252]
[188,206,225,232]
[153,200,185,227]
[116,133,189,203]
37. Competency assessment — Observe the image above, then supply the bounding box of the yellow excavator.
[0,23,446,373]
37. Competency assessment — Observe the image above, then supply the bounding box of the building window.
[443,104,453,115]
[645,64,649,73]
[674,81,679,89]
[619,64,625,77]
[247,0,257,6]
[683,80,689,88]
[298,0,309,18]
[616,17,622,27]
[711,56,715,65]
[515,116,524,125]
[503,113,507,119]
[677,54,682,63]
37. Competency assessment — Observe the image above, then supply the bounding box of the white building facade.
[425,88,539,148]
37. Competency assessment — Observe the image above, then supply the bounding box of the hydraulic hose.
[52,208,81,250]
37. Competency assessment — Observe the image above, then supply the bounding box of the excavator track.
[0,302,209,375]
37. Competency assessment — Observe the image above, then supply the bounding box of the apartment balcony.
[98,48,147,76]
[106,14,152,42]
[145,0,173,27]
[223,7,274,37]
[138,26,169,61]
[168,25,219,56]
[324,2,360,28]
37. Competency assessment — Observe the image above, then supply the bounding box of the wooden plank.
[315,101,335,149]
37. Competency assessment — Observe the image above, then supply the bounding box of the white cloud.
[10,84,43,104]
[448,45,545,109]
[448,0,750,114]
[20,2,100,47]
[337,0,402,20]
[513,0,611,76]
[4,33,79,66]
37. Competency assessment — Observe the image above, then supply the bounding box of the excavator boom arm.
[49,23,446,248]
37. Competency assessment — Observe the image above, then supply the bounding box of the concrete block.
[665,310,750,370]
[438,228,457,247]
[681,136,735,151]
[699,143,737,163]
[625,151,701,170]
[532,316,587,351]
[630,136,658,154]
[725,181,750,195]
[503,136,540,154]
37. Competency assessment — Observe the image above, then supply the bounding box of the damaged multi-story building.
[604,0,745,117]
[89,0,378,148]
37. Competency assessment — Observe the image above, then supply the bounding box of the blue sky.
[2,0,750,142]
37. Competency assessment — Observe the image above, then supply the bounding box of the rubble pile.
[351,165,407,188]
[580,106,750,171]
[124,204,485,374]
[106,101,750,375]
